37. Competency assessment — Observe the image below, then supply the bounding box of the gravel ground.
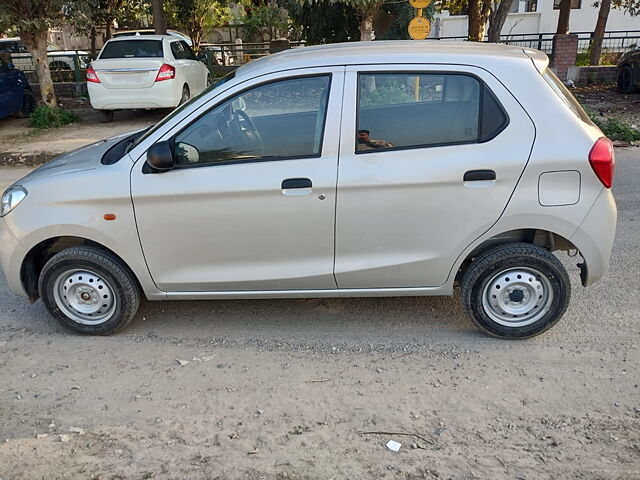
[0,149,638,479]
[573,84,640,129]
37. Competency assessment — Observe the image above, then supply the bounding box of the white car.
[87,35,210,121]
[112,29,193,46]
[0,42,617,338]
[0,38,90,72]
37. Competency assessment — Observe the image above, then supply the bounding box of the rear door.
[93,39,165,89]
[334,64,536,288]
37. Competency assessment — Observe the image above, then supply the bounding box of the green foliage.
[168,0,229,49]
[585,108,640,141]
[242,4,289,41]
[279,0,360,44]
[576,45,616,66]
[0,0,66,35]
[29,106,79,129]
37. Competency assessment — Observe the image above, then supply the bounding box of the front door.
[132,68,344,292]
[334,65,536,288]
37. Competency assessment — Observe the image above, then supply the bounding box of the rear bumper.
[88,81,181,110]
[570,188,617,286]
[0,217,29,298]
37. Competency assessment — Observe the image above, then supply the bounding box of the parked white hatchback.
[0,42,617,338]
[87,35,210,121]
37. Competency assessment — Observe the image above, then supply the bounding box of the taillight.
[86,65,100,83]
[589,137,615,188]
[155,64,175,82]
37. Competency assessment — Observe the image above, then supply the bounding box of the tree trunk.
[105,15,112,41]
[359,10,374,41]
[468,0,490,41]
[589,0,611,65]
[556,0,571,34]
[488,0,511,43]
[90,26,97,58]
[20,27,56,107]
[152,0,167,35]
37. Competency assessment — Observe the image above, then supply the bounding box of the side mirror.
[146,141,174,172]
[7,63,15,70]
[196,52,207,62]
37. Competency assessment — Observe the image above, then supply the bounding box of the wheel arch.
[454,228,582,286]
[20,236,143,302]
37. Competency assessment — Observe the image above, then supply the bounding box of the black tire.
[97,109,115,123]
[179,84,190,105]
[460,243,570,339]
[617,65,636,94]
[38,246,140,335]
[15,89,36,118]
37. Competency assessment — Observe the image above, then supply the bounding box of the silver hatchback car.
[0,42,617,338]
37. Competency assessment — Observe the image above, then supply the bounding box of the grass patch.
[584,107,640,142]
[29,105,79,129]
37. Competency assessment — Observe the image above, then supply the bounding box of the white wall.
[432,0,640,39]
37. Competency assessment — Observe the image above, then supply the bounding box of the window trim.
[354,70,509,155]
[146,73,334,172]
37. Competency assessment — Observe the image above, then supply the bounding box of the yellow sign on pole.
[409,0,433,8]
[408,16,431,40]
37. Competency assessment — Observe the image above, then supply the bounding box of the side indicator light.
[103,214,116,221]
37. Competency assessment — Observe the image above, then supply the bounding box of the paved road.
[0,149,638,479]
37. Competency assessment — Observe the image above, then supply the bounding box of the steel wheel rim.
[482,267,553,327]
[53,269,117,325]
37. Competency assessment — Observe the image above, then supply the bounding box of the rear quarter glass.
[542,69,594,126]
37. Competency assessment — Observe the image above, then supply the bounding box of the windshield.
[131,70,237,149]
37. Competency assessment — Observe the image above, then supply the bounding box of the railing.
[4,51,90,83]
[432,30,640,55]
[202,41,306,66]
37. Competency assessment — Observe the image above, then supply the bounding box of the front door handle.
[463,169,496,182]
[282,178,312,195]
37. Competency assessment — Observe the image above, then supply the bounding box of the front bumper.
[570,188,617,286]
[0,217,29,298]
[88,81,181,110]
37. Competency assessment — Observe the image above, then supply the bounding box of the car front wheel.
[461,243,570,339]
[38,246,140,335]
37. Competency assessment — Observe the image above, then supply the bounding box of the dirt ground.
[0,149,638,479]
[0,108,163,166]
[573,84,640,128]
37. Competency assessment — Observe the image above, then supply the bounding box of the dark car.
[617,46,640,93]
[0,56,36,119]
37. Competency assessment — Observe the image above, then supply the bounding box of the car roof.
[236,41,541,77]
[106,35,173,42]
[0,37,20,42]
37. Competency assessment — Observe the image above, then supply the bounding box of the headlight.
[0,186,28,217]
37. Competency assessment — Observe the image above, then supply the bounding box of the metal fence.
[6,31,639,88]
[432,30,640,56]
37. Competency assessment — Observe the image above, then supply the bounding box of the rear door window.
[356,72,508,152]
[100,40,163,59]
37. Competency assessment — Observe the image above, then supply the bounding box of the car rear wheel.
[179,85,190,105]
[16,89,36,118]
[39,246,140,335]
[617,65,636,94]
[461,243,570,339]
[97,110,114,123]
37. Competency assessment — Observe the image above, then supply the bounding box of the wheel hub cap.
[53,269,116,325]
[482,268,553,327]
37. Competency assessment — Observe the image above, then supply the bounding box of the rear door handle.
[463,169,496,182]
[282,178,312,195]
